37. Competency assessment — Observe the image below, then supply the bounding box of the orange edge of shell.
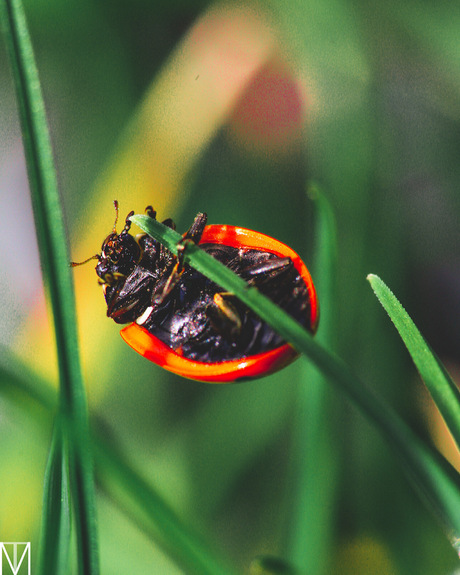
[119,224,318,383]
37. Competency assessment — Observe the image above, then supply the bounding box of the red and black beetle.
[73,203,319,382]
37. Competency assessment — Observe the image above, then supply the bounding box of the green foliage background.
[0,1,459,573]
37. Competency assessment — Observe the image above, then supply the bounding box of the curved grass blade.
[0,1,99,572]
[37,417,72,575]
[131,212,460,548]
[368,274,460,451]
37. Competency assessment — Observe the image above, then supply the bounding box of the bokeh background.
[1,0,459,573]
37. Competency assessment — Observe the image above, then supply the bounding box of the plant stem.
[0,1,99,572]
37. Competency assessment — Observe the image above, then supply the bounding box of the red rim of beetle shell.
[120,225,319,383]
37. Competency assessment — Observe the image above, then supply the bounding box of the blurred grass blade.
[96,440,238,575]
[131,213,460,546]
[38,417,71,575]
[308,185,338,332]
[249,555,297,575]
[0,352,239,575]
[0,1,99,573]
[368,274,460,451]
[286,186,339,575]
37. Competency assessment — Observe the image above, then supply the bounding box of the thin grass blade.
[285,186,339,575]
[37,417,72,575]
[131,212,460,548]
[0,1,99,572]
[368,274,460,451]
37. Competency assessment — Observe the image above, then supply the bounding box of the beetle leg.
[161,217,176,230]
[143,209,176,260]
[145,205,157,220]
[245,257,293,286]
[183,212,207,243]
[122,210,134,234]
[206,292,242,340]
[171,212,207,272]
[152,213,207,305]
[145,205,174,231]
[153,233,197,304]
[152,260,183,305]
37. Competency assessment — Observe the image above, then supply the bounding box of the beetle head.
[71,201,141,287]
[95,205,141,289]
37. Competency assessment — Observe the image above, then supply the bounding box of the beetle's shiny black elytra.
[91,205,315,364]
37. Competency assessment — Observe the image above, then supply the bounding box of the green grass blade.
[0,353,239,575]
[368,274,460,451]
[131,213,460,548]
[95,440,239,575]
[286,186,339,575]
[0,1,99,573]
[37,417,72,575]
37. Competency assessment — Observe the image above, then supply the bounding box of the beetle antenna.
[113,199,119,233]
[70,254,99,267]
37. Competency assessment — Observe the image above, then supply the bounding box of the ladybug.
[72,202,319,383]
